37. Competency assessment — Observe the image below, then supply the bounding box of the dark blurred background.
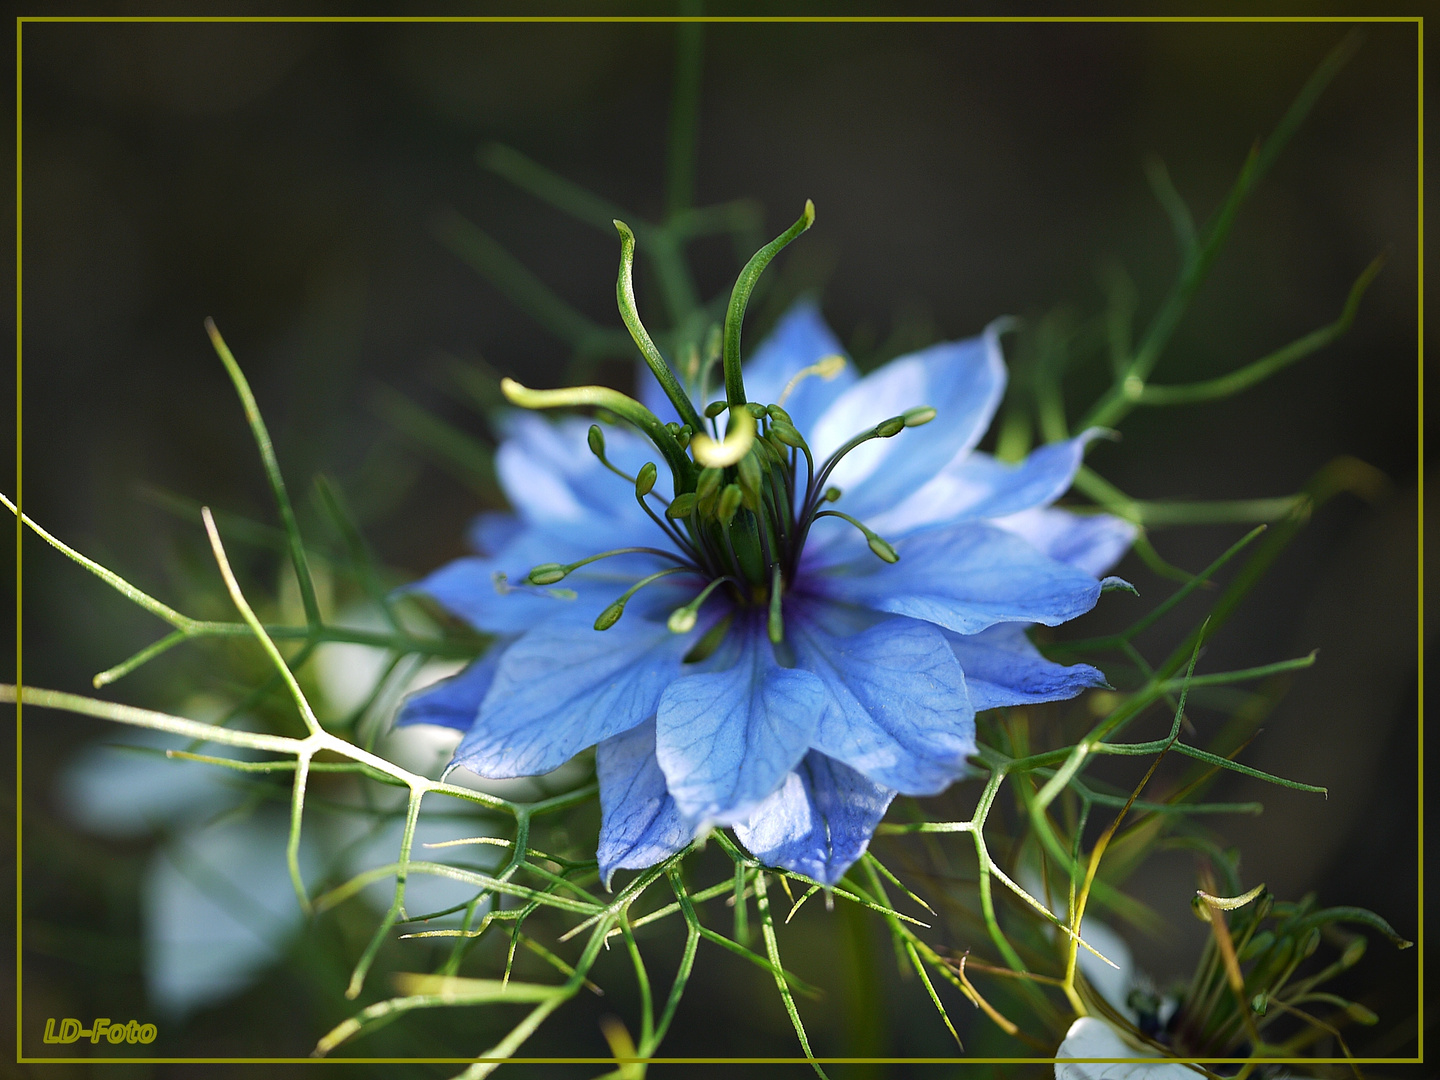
[7,12,1427,1076]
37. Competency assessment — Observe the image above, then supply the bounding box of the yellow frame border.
[11,10,1422,1077]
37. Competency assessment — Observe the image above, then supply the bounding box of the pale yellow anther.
[777,353,847,406]
[690,407,755,467]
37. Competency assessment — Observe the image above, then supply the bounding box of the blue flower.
[400,300,1132,887]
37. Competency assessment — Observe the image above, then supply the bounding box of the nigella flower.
[399,205,1133,887]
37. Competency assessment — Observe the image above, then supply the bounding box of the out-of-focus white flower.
[1055,1017,1203,1079]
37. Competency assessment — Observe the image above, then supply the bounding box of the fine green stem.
[1078,33,1359,433]
[665,14,704,221]
[205,319,322,630]
[1136,255,1383,407]
[753,871,829,1079]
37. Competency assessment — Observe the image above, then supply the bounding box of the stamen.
[776,353,847,406]
[736,452,763,510]
[694,466,723,518]
[586,424,638,485]
[667,576,734,633]
[634,485,702,565]
[769,418,807,449]
[666,492,698,519]
[808,410,925,505]
[813,510,899,563]
[492,571,576,600]
[635,462,658,497]
[593,567,691,631]
[526,547,697,586]
[717,484,744,525]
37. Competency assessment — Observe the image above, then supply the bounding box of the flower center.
[502,200,936,644]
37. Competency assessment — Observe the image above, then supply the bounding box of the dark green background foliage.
[10,14,1425,1075]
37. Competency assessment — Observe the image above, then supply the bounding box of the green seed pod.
[636,462,658,497]
[667,605,698,634]
[704,400,729,419]
[718,484,744,524]
[1346,1003,1379,1025]
[587,424,606,457]
[667,492,698,519]
[594,601,625,631]
[527,563,569,586]
[1299,927,1322,959]
[1251,993,1268,1016]
[745,402,768,419]
[823,486,842,502]
[1341,936,1368,967]
[771,420,805,447]
[876,416,906,438]
[903,406,937,427]
[767,404,793,425]
[696,467,723,500]
[675,424,693,450]
[867,535,899,563]
[754,434,785,464]
[1237,930,1274,962]
[665,421,681,436]
[737,452,763,504]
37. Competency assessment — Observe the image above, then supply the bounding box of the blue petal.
[395,653,503,731]
[812,520,1103,635]
[869,431,1101,538]
[946,623,1108,711]
[451,609,700,778]
[466,512,524,556]
[996,507,1137,576]
[792,611,976,794]
[807,324,1006,520]
[596,719,692,887]
[733,752,895,886]
[655,614,827,825]
[738,301,856,432]
[496,413,657,523]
